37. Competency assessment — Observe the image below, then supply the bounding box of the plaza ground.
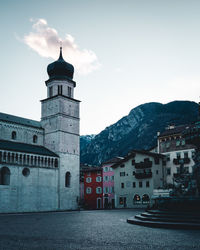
[0,209,200,250]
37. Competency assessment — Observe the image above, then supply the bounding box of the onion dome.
[47,47,74,81]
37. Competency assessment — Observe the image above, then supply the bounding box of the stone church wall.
[0,164,58,213]
[0,121,44,146]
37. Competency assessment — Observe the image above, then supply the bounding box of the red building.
[82,167,103,209]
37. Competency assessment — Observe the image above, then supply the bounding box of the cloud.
[24,19,100,74]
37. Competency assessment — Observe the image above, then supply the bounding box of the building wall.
[114,153,164,208]
[84,170,103,209]
[164,149,195,185]
[102,163,115,208]
[0,121,44,146]
[0,164,58,213]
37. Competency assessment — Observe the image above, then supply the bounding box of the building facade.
[82,167,103,209]
[157,125,195,186]
[112,150,165,208]
[102,157,123,209]
[0,48,80,213]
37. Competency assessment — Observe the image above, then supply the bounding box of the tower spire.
[59,45,63,60]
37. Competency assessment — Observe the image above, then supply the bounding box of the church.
[0,48,80,213]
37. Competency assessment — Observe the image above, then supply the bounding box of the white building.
[0,48,80,213]
[112,150,165,208]
[157,125,195,186]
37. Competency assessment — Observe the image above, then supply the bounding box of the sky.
[1,0,200,135]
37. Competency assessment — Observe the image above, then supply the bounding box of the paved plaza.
[0,209,200,250]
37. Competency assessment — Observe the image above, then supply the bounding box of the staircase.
[127,210,200,229]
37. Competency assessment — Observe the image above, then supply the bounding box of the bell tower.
[41,48,80,210]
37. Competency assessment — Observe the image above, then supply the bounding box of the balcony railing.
[173,158,190,165]
[135,172,152,179]
[135,161,152,169]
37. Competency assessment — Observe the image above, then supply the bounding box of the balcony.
[135,172,152,179]
[135,161,152,169]
[173,158,190,165]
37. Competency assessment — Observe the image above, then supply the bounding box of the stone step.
[135,214,200,224]
[146,209,200,217]
[127,217,200,229]
[141,212,200,220]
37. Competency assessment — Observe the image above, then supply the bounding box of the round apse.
[22,168,30,177]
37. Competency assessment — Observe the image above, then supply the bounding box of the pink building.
[102,157,123,208]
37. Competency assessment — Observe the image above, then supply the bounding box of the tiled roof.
[0,140,58,157]
[0,112,42,129]
[102,157,124,165]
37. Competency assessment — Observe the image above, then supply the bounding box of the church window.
[22,168,30,177]
[12,131,16,140]
[33,135,38,143]
[65,172,71,187]
[68,86,72,97]
[55,159,58,168]
[58,85,63,95]
[11,153,15,163]
[49,86,53,97]
[0,167,10,185]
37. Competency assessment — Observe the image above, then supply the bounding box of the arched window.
[133,194,141,204]
[142,194,150,204]
[33,135,38,143]
[0,167,10,185]
[54,159,58,168]
[65,172,71,187]
[11,131,16,140]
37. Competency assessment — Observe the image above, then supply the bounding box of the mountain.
[80,101,199,165]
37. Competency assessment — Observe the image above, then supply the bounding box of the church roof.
[0,140,58,157]
[0,112,42,129]
[47,47,74,82]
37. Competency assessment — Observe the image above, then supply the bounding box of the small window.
[104,167,108,172]
[139,181,142,188]
[167,168,171,175]
[120,172,125,176]
[58,85,63,95]
[184,152,188,159]
[176,152,181,159]
[96,187,102,194]
[120,164,125,168]
[0,167,10,185]
[68,86,72,97]
[96,176,102,182]
[166,142,170,148]
[166,154,170,161]
[97,171,101,175]
[111,186,114,193]
[176,140,181,147]
[121,183,124,188]
[33,135,38,143]
[146,181,150,187]
[65,172,71,187]
[154,158,159,164]
[49,86,53,97]
[86,187,92,194]
[22,168,30,177]
[181,140,185,146]
[133,182,136,188]
[111,175,114,181]
[11,131,16,140]
[104,187,109,193]
[156,170,159,175]
[119,197,124,205]
[86,177,92,183]
[132,171,135,176]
